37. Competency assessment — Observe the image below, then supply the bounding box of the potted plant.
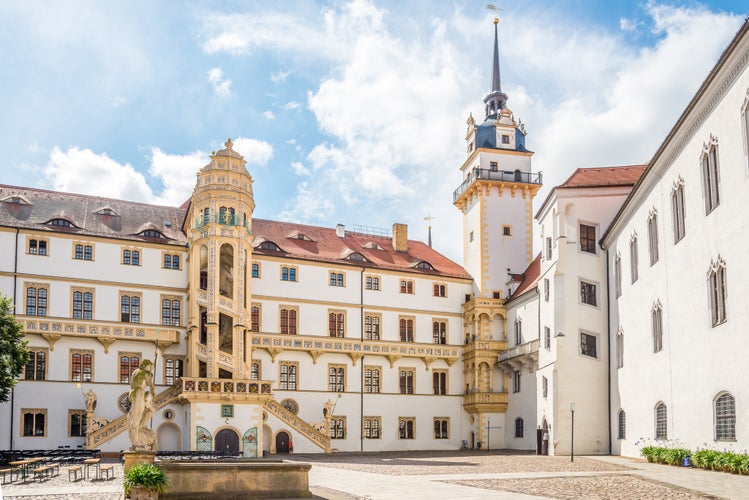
[124,462,168,500]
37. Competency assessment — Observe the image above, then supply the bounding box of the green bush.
[123,463,168,496]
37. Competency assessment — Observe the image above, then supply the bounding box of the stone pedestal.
[123,450,157,472]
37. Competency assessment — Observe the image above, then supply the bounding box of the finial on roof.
[494,17,499,25]
[225,138,233,149]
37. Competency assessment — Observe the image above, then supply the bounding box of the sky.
[0,0,746,263]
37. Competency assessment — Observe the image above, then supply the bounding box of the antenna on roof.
[424,214,436,248]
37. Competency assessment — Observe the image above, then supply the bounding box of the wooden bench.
[99,464,115,480]
[47,462,60,476]
[32,466,51,482]
[0,468,13,484]
[68,465,83,481]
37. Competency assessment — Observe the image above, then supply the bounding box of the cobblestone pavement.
[444,475,717,499]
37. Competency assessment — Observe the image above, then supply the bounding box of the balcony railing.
[454,168,542,202]
[499,338,540,362]
[463,391,508,406]
[194,214,251,233]
[181,377,273,402]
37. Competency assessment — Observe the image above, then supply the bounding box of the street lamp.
[570,402,575,462]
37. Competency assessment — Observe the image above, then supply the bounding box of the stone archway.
[263,424,272,456]
[275,431,290,454]
[215,428,240,455]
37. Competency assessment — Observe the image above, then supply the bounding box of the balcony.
[453,168,543,203]
[463,391,508,414]
[181,377,274,403]
[498,338,539,371]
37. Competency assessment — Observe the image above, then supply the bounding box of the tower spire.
[483,17,508,120]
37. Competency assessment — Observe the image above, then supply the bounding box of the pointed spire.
[483,18,508,120]
[491,18,501,93]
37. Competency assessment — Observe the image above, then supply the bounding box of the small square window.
[580,332,598,358]
[501,135,510,144]
[502,225,511,236]
[221,404,234,418]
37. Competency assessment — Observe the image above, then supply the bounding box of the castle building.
[1,17,749,458]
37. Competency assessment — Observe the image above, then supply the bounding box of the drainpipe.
[10,228,19,449]
[605,248,612,455]
[360,267,365,452]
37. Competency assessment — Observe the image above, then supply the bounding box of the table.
[9,460,33,481]
[83,458,100,480]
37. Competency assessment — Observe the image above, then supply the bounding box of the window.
[501,134,510,144]
[542,376,548,398]
[502,225,511,236]
[72,288,94,320]
[258,241,282,252]
[580,332,597,358]
[122,248,141,265]
[219,206,235,225]
[25,283,48,316]
[514,417,524,438]
[615,255,622,298]
[140,229,164,238]
[73,243,93,261]
[164,357,184,385]
[365,275,380,290]
[329,416,346,439]
[702,140,720,213]
[580,224,596,253]
[580,281,597,306]
[490,161,498,171]
[119,353,141,384]
[21,409,46,437]
[161,296,181,326]
[163,253,180,270]
[432,370,447,395]
[363,417,381,439]
[400,280,414,294]
[28,237,48,256]
[433,418,449,439]
[630,235,639,283]
[279,362,298,390]
[328,311,345,338]
[432,320,447,344]
[543,278,550,301]
[251,304,261,332]
[618,410,626,440]
[655,402,668,440]
[545,237,552,259]
[346,252,367,262]
[399,317,414,342]
[399,369,414,394]
[469,231,474,242]
[513,370,521,393]
[280,307,298,335]
[364,314,380,340]
[250,361,261,381]
[120,293,141,323]
[329,271,345,287]
[221,405,234,418]
[328,365,345,392]
[652,303,663,353]
[281,266,297,282]
[398,417,415,439]
[514,319,522,345]
[672,181,686,243]
[544,327,551,350]
[714,392,736,441]
[69,410,87,437]
[251,263,260,278]
[70,350,93,382]
[24,348,47,380]
[708,258,727,327]
[616,329,624,369]
[648,212,659,265]
[433,283,446,297]
[364,366,381,393]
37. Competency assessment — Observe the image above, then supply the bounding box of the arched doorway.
[263,424,272,456]
[541,419,549,455]
[157,423,181,451]
[470,431,475,449]
[275,431,290,454]
[215,428,240,455]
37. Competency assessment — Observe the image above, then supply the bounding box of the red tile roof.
[560,165,646,188]
[510,252,542,299]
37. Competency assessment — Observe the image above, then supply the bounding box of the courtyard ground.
[2,450,749,499]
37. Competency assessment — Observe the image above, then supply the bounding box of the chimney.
[336,224,345,238]
[392,223,408,252]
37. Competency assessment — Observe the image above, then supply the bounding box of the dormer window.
[288,232,313,241]
[95,207,119,216]
[346,253,367,262]
[48,218,74,228]
[501,135,510,144]
[363,242,385,250]
[415,261,435,271]
[3,195,30,205]
[257,241,282,252]
[140,230,164,239]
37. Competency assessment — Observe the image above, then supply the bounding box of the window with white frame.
[580,332,597,358]
[648,211,659,265]
[364,313,381,340]
[580,281,597,306]
[542,376,548,398]
[279,362,298,390]
[544,326,551,350]
[512,370,521,393]
[618,409,626,440]
[543,278,550,301]
[701,138,720,214]
[714,392,736,441]
[655,402,668,440]
[364,366,381,393]
[545,237,552,259]
[707,257,727,327]
[398,417,415,439]
[615,255,622,298]
[364,417,381,439]
[630,235,639,283]
[329,416,346,439]
[652,302,663,353]
[671,180,686,243]
[514,319,522,344]
[433,418,449,439]
[328,364,345,392]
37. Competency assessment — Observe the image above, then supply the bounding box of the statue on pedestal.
[127,359,157,450]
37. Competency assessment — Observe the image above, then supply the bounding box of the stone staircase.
[263,399,331,453]
[86,383,183,450]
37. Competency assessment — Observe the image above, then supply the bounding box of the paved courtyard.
[2,451,749,499]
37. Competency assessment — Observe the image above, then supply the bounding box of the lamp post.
[570,402,575,462]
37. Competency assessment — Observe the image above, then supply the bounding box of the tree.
[0,292,29,402]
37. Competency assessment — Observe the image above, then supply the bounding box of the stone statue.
[127,359,157,450]
[85,389,97,412]
[323,399,334,419]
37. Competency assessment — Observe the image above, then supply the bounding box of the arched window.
[655,402,667,440]
[617,409,626,440]
[514,417,523,438]
[714,392,736,441]
[258,241,282,252]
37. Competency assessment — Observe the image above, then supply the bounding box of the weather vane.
[487,4,502,24]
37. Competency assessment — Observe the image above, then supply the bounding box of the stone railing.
[263,399,330,453]
[20,317,180,352]
[499,338,540,362]
[86,383,182,450]
[463,391,508,406]
[251,333,460,367]
[181,377,273,402]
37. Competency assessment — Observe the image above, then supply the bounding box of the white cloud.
[207,67,232,97]
[270,70,291,83]
[276,181,335,223]
[232,137,274,166]
[620,17,638,32]
[263,110,276,120]
[283,101,302,111]
[290,161,310,176]
[149,148,207,206]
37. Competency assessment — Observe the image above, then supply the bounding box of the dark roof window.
[414,261,435,271]
[257,241,283,252]
[346,252,367,262]
[95,207,119,216]
[3,195,30,205]
[48,218,75,228]
[140,229,165,238]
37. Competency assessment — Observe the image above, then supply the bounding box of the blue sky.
[0,0,746,262]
